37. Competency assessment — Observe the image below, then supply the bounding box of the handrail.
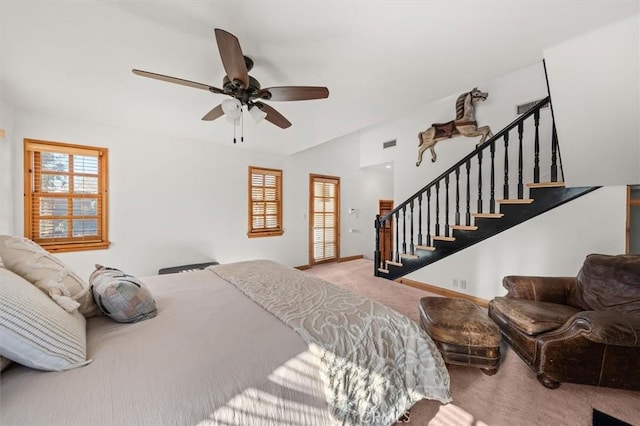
[379,96,551,223]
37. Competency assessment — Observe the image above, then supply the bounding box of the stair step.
[497,198,534,204]
[400,253,419,259]
[432,235,456,242]
[473,213,504,218]
[451,225,478,231]
[377,268,389,274]
[527,181,565,188]
[416,245,436,251]
[386,260,403,267]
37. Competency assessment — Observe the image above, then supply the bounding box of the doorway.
[378,199,394,265]
[309,174,340,266]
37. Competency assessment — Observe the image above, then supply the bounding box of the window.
[24,139,109,252]
[248,166,283,238]
[309,174,340,265]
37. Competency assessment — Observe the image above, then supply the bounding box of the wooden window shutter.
[24,139,109,252]
[248,166,283,238]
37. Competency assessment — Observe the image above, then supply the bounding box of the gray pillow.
[90,265,157,323]
[0,267,90,371]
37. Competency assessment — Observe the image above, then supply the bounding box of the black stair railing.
[374,96,562,275]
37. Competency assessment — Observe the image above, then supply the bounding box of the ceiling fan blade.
[214,29,249,89]
[201,104,224,121]
[132,69,224,94]
[257,86,329,102]
[254,102,292,129]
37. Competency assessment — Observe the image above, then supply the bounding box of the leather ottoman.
[420,297,502,375]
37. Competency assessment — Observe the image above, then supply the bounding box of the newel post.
[374,215,381,274]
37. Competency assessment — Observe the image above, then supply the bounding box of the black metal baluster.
[402,206,407,256]
[551,122,558,182]
[518,121,524,199]
[417,193,423,246]
[409,201,415,255]
[435,181,440,236]
[490,140,496,214]
[374,215,381,272]
[444,175,450,237]
[394,211,399,262]
[465,160,471,226]
[503,132,510,199]
[426,187,432,246]
[455,167,461,226]
[384,217,389,267]
[477,151,483,214]
[533,109,540,183]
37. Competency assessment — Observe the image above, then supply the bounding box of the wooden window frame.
[247,166,284,238]
[308,174,340,266]
[24,139,109,253]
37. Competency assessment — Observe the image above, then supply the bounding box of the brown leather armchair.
[488,254,640,390]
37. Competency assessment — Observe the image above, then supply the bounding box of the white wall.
[7,109,292,278]
[360,62,550,204]
[359,61,629,300]
[544,14,640,186]
[1,106,395,279]
[286,131,393,265]
[0,99,16,233]
[405,186,627,300]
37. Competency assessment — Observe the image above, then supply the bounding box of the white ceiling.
[1,1,637,155]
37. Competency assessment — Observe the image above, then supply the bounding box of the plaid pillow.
[90,265,157,323]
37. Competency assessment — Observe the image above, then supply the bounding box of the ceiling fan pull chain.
[241,108,244,143]
[233,116,237,144]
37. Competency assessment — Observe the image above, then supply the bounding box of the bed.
[0,238,451,426]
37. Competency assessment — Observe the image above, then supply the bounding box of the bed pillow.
[0,267,91,371]
[90,265,157,323]
[0,235,100,317]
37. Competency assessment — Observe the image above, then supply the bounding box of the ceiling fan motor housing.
[222,75,265,104]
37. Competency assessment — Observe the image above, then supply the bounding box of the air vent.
[382,139,397,149]
[516,99,550,115]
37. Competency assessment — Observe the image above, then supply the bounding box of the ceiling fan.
[132,28,329,130]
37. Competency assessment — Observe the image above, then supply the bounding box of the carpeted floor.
[304,259,640,426]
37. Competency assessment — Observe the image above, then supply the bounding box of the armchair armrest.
[502,275,576,304]
[570,311,640,347]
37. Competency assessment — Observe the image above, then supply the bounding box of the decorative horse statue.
[416,88,493,166]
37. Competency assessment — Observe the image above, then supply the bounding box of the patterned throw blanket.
[208,260,451,425]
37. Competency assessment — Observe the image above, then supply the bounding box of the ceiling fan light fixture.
[249,105,267,123]
[221,98,242,119]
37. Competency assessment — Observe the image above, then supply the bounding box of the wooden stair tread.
[432,235,455,242]
[386,260,403,267]
[400,254,419,259]
[451,225,478,231]
[527,181,565,188]
[473,213,504,218]
[416,245,436,251]
[497,198,534,204]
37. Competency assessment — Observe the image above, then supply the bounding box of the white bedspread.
[1,260,450,426]
[209,260,451,425]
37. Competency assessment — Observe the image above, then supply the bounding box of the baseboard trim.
[339,254,364,263]
[396,277,489,308]
[295,254,364,270]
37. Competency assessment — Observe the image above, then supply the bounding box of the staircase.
[374,97,598,280]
